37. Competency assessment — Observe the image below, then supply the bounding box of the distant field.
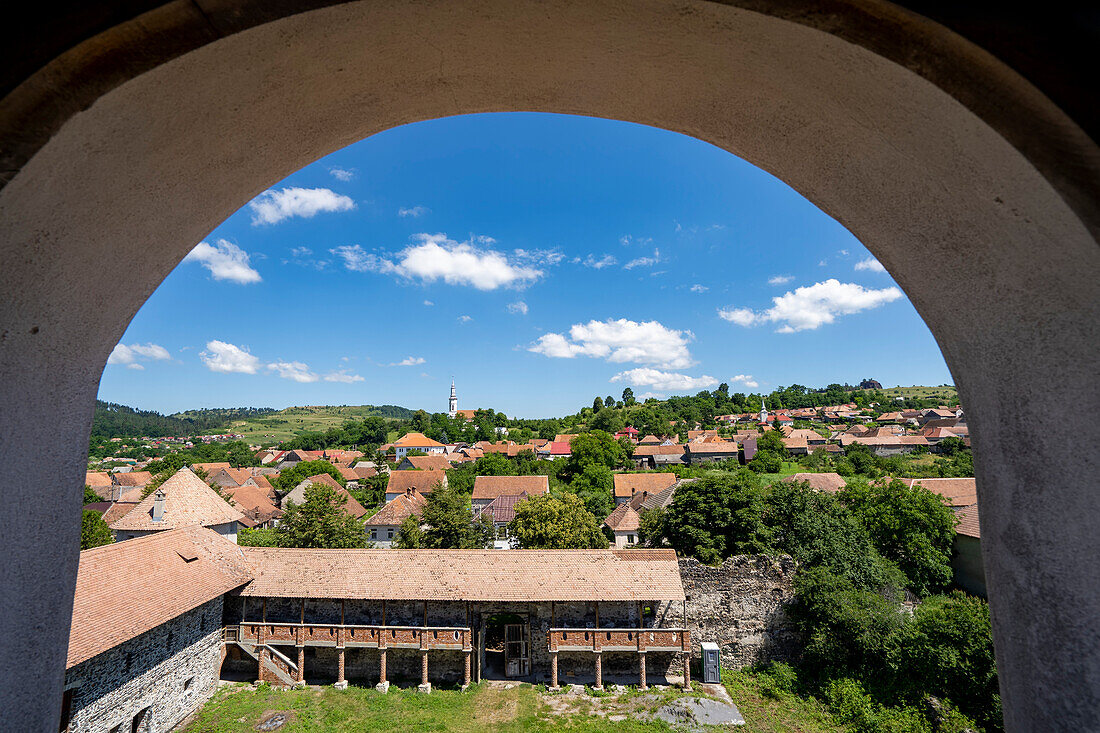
[868,385,957,403]
[227,406,406,445]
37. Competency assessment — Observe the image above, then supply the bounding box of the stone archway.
[0,1,1096,729]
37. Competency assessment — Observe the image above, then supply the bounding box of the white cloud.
[248,187,355,225]
[619,235,652,247]
[323,370,364,383]
[423,300,434,306]
[610,368,718,392]
[126,363,145,371]
[729,374,760,389]
[624,248,660,269]
[717,307,759,327]
[507,301,529,315]
[581,254,617,269]
[838,249,850,256]
[854,256,887,273]
[690,284,709,293]
[514,248,565,267]
[329,168,355,182]
[108,342,171,368]
[284,246,329,270]
[392,356,426,366]
[457,315,473,323]
[200,341,261,374]
[267,361,319,383]
[529,318,695,369]
[398,205,430,218]
[818,259,828,267]
[768,275,793,286]
[184,240,261,284]
[332,234,542,290]
[719,279,903,332]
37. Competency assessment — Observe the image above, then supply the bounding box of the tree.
[276,483,369,548]
[663,471,769,564]
[638,506,668,547]
[590,408,624,434]
[80,510,114,550]
[394,515,424,548]
[593,396,604,411]
[238,527,278,547]
[622,387,636,406]
[83,485,101,505]
[569,464,615,520]
[839,479,957,596]
[605,395,617,410]
[509,492,609,549]
[272,459,345,494]
[420,485,493,549]
[567,431,627,474]
[886,592,1001,731]
[765,481,904,593]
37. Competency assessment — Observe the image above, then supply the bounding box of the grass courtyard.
[181,673,844,733]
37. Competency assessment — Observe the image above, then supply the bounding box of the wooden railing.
[237,622,472,651]
[548,627,689,653]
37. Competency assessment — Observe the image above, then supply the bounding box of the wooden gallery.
[62,527,689,732]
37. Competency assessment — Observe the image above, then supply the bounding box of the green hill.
[224,404,414,444]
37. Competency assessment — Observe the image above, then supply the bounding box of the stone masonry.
[63,599,225,733]
[679,555,799,669]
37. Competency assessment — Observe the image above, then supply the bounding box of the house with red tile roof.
[281,473,368,519]
[613,472,677,504]
[392,431,446,459]
[603,503,642,548]
[109,467,244,542]
[471,475,549,512]
[364,490,427,547]
[384,469,448,502]
[398,454,453,471]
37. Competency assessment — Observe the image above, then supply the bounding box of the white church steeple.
[759,399,768,424]
[448,378,458,418]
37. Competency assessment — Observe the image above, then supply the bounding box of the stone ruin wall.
[679,554,800,670]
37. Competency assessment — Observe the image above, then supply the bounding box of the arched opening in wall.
[96,111,985,724]
[4,3,1096,731]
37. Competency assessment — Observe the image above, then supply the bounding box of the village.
[66,381,990,733]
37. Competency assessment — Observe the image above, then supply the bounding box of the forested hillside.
[90,401,274,438]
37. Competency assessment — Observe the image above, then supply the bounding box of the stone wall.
[679,555,800,669]
[63,599,224,733]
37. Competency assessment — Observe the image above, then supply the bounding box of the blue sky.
[99,113,951,418]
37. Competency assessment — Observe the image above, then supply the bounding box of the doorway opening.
[481,613,530,680]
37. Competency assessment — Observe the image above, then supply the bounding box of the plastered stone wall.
[679,555,800,669]
[64,599,224,733]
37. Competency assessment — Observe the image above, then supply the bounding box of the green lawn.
[182,677,846,732]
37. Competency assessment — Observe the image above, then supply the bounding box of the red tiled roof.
[403,454,452,470]
[386,470,447,494]
[238,547,685,602]
[85,471,112,488]
[472,475,549,501]
[954,503,980,538]
[632,444,686,456]
[603,503,641,532]
[901,477,977,507]
[780,473,848,493]
[67,527,252,668]
[394,432,445,448]
[547,442,572,455]
[364,491,426,527]
[110,468,244,532]
[612,472,677,498]
[191,462,232,476]
[477,493,529,524]
[113,471,153,487]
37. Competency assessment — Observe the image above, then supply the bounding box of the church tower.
[759,399,768,424]
[448,379,458,418]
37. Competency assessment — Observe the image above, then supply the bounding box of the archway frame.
[1,1,1097,730]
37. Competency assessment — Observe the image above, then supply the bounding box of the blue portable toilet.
[701,642,721,683]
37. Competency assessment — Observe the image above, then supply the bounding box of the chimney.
[151,489,166,522]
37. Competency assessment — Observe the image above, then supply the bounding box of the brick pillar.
[422,650,429,685]
[335,648,346,689]
[594,652,603,690]
[463,651,472,688]
[256,626,267,684]
[379,649,387,683]
[639,652,647,690]
[682,653,691,689]
[550,651,559,690]
[297,647,305,683]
